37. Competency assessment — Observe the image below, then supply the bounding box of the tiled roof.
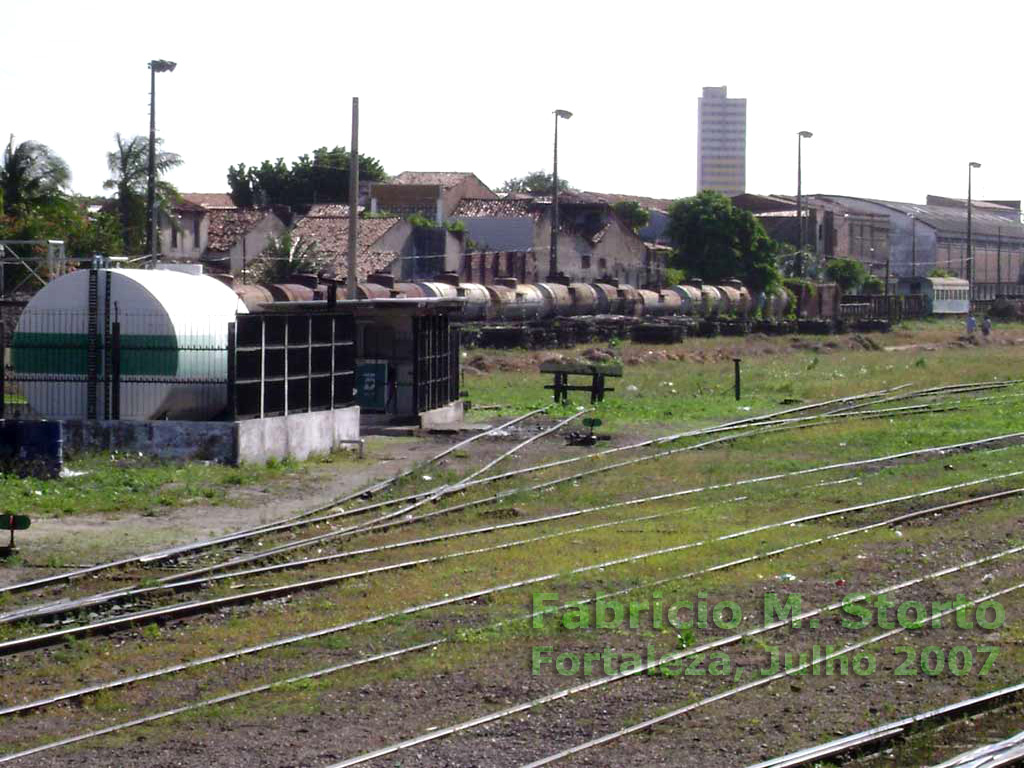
[182,193,237,209]
[580,190,677,213]
[392,171,480,190]
[451,198,543,219]
[292,213,404,282]
[207,209,271,252]
[171,198,207,213]
[303,203,365,217]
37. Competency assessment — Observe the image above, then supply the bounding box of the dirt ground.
[0,434,466,589]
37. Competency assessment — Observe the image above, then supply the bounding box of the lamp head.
[554,109,573,120]
[149,59,177,73]
[969,161,981,168]
[798,130,813,138]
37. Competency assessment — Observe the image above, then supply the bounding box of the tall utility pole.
[909,213,917,277]
[796,130,813,276]
[348,97,359,300]
[548,109,573,279]
[146,59,176,258]
[966,161,981,285]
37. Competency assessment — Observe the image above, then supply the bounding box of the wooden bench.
[539,361,623,404]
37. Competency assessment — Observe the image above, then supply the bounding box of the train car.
[535,282,575,317]
[896,277,970,315]
[666,283,705,316]
[568,283,599,315]
[717,280,752,316]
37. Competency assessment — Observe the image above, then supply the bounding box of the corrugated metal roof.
[818,195,1024,239]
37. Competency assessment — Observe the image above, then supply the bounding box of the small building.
[370,171,497,223]
[452,193,663,288]
[203,208,287,276]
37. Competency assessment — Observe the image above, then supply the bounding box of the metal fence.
[2,310,232,421]
[232,312,356,420]
[413,314,460,413]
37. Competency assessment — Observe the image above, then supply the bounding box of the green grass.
[0,448,359,518]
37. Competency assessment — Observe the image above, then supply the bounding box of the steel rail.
[929,729,1024,768]
[10,458,1014,629]
[0,504,692,627]
[748,684,1024,768]
[345,429,1024,540]
[324,556,1024,767]
[518,581,1024,768]
[5,432,1016,640]
[3,473,1018,718]
[0,641,443,766]
[145,410,592,586]
[0,407,552,597]
[0,381,958,603]
[4,502,1020,763]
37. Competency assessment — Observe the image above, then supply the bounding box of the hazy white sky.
[3,0,1021,206]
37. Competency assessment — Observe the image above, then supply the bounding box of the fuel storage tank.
[12,268,247,421]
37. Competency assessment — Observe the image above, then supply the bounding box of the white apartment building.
[697,86,746,197]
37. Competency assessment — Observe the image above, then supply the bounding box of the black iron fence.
[232,312,356,420]
[413,314,459,413]
[2,310,232,421]
[2,309,360,422]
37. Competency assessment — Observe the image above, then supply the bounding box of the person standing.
[982,316,992,337]
[966,314,977,336]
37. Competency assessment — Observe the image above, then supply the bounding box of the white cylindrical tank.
[12,268,247,421]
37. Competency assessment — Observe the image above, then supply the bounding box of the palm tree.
[1,135,71,216]
[104,133,182,254]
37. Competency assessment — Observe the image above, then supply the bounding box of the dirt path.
[0,434,464,587]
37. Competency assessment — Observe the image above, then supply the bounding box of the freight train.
[232,272,796,324]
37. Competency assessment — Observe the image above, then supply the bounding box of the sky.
[3,0,1022,207]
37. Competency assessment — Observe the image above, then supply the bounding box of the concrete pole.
[146,65,157,258]
[348,98,359,301]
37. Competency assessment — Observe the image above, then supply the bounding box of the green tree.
[499,170,570,195]
[250,231,325,283]
[665,190,780,291]
[612,200,650,233]
[1,136,71,216]
[227,146,386,209]
[823,258,868,292]
[104,133,182,254]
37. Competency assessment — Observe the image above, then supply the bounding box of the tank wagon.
[235,272,793,325]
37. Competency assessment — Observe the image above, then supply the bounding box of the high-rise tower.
[697,86,746,197]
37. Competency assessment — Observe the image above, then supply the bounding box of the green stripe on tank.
[11,332,183,376]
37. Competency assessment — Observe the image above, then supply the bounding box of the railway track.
[2,379,1023,766]
[2,422,1021,648]
[2,475,1021,764]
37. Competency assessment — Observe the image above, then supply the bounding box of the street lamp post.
[966,161,981,285]
[146,59,177,258]
[549,109,572,280]
[796,130,813,276]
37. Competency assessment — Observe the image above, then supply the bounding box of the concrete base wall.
[419,400,464,430]
[237,406,360,463]
[62,420,237,462]
[60,406,361,465]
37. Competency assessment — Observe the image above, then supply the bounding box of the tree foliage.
[249,231,325,284]
[665,190,781,291]
[823,258,868,292]
[499,170,570,196]
[2,136,71,217]
[227,146,386,209]
[104,134,182,254]
[612,200,650,233]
